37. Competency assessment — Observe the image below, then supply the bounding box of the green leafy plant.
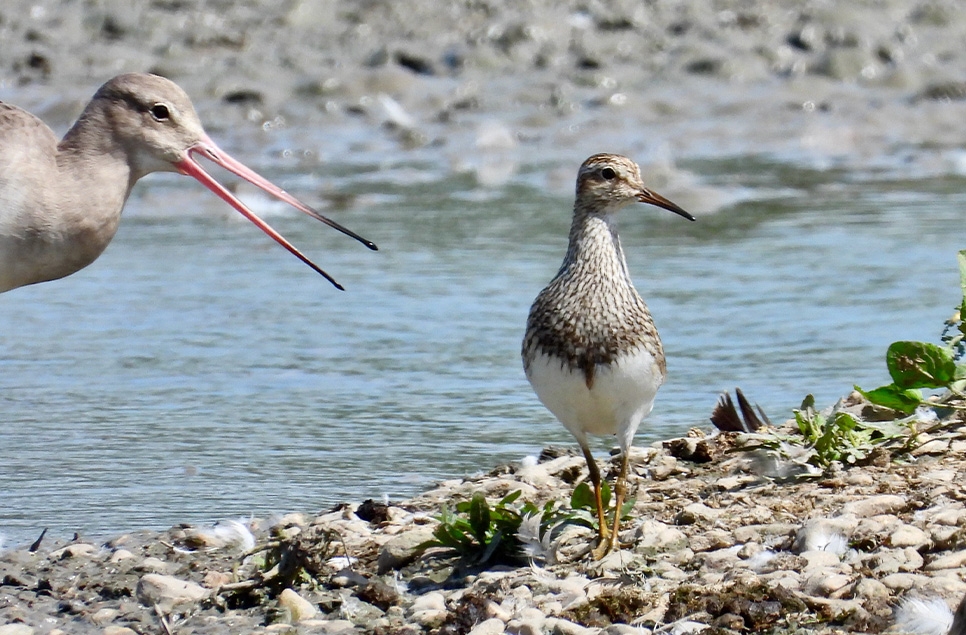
[425,484,636,565]
[791,394,907,466]
[426,490,558,565]
[857,250,966,414]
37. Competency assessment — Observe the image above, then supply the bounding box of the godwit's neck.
[58,104,140,194]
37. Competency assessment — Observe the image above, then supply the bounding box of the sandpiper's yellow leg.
[580,446,612,559]
[608,452,631,553]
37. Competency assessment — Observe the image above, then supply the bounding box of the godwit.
[522,153,695,558]
[0,72,375,293]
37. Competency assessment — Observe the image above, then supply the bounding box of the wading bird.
[0,73,375,294]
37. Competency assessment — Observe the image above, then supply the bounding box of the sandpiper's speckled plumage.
[523,153,695,558]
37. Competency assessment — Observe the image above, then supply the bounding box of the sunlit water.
[2,144,965,548]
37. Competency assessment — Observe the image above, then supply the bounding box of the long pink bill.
[175,140,377,290]
[637,189,696,222]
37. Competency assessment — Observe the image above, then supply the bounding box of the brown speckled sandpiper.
[522,153,695,558]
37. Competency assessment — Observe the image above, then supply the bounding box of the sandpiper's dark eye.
[600,167,616,180]
[149,103,170,121]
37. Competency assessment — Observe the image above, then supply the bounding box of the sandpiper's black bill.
[637,189,696,222]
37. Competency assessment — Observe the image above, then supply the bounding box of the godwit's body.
[0,73,375,294]
[523,153,694,558]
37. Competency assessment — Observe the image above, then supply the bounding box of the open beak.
[637,188,696,222]
[174,138,377,290]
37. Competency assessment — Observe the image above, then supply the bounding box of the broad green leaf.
[600,479,612,509]
[468,492,491,544]
[433,524,472,551]
[479,530,504,564]
[499,490,522,506]
[571,482,595,510]
[886,341,956,389]
[619,497,636,520]
[855,384,923,415]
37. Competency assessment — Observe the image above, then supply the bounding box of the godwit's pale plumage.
[0,72,375,294]
[523,153,695,558]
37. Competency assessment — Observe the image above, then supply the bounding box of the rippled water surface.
[2,142,965,547]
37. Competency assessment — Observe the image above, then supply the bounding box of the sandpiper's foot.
[591,532,613,560]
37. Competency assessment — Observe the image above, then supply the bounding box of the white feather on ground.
[893,597,953,635]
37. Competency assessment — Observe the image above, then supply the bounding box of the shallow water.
[2,138,965,548]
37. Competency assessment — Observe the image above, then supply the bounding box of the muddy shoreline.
[2,406,966,634]
[3,0,966,179]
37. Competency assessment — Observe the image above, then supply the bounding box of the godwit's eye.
[149,103,170,121]
[600,167,616,180]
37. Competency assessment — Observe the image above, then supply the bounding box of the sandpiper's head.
[575,153,695,221]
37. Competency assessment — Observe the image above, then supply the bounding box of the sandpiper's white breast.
[525,345,664,449]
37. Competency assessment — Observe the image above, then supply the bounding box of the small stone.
[839,494,906,518]
[91,607,118,625]
[102,628,137,635]
[912,439,950,455]
[930,508,966,526]
[844,472,874,486]
[674,502,721,524]
[801,549,841,571]
[853,578,889,601]
[602,625,645,635]
[202,570,233,588]
[309,619,356,634]
[469,617,506,635]
[868,551,901,575]
[410,591,447,614]
[485,600,512,622]
[507,621,543,635]
[879,572,925,591]
[277,512,308,527]
[635,520,688,555]
[331,567,369,587]
[888,524,930,549]
[307,619,356,634]
[695,546,742,571]
[412,609,449,628]
[377,528,435,573]
[925,551,966,571]
[279,588,318,622]
[658,620,706,634]
[135,574,208,611]
[50,543,97,559]
[715,475,753,490]
[109,549,135,563]
[545,617,597,635]
[804,569,851,596]
[0,626,35,635]
[733,522,798,543]
[136,557,169,573]
[899,547,924,572]
[713,613,746,630]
